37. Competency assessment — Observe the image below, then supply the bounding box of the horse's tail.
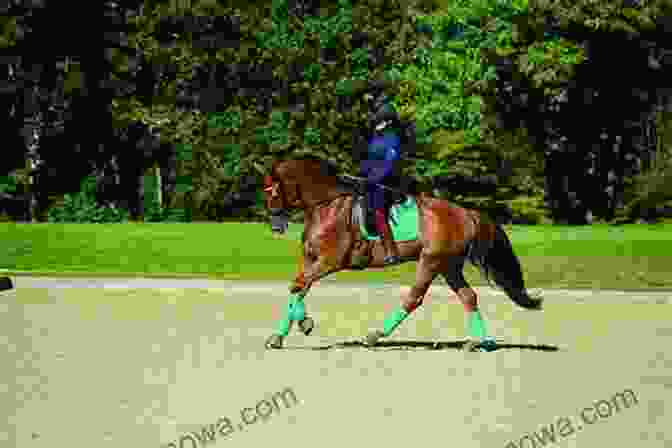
[467,221,543,310]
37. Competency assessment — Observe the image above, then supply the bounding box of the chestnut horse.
[263,158,542,351]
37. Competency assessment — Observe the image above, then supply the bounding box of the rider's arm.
[384,142,400,163]
[374,137,400,181]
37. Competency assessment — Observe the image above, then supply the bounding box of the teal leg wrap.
[467,310,488,339]
[276,317,292,337]
[276,292,307,337]
[287,292,306,321]
[466,310,496,351]
[382,306,409,337]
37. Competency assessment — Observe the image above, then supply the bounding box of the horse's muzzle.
[270,209,289,234]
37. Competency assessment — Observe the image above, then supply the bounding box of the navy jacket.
[353,95,417,167]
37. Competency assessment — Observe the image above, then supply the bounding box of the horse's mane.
[272,156,342,180]
[306,156,341,178]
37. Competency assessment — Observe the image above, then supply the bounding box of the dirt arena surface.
[1,277,670,448]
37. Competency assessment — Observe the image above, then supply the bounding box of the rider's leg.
[370,185,400,265]
[361,161,399,265]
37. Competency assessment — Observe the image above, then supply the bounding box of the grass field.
[1,222,670,289]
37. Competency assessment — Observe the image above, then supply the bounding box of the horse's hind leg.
[441,258,495,352]
[365,252,441,346]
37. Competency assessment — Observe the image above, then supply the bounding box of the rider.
[355,79,417,266]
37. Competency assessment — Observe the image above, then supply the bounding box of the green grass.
[1,222,671,289]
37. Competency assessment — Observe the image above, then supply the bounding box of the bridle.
[263,180,279,197]
[264,175,286,207]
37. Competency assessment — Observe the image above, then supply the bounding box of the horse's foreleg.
[284,254,313,330]
[297,229,350,292]
[268,284,312,349]
[442,259,495,352]
[365,252,441,346]
[267,229,348,349]
[267,248,315,349]
[289,244,348,329]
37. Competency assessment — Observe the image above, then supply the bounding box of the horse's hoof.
[463,338,497,352]
[462,340,480,352]
[479,337,497,352]
[265,335,284,349]
[298,317,314,336]
[364,330,384,347]
[0,276,12,291]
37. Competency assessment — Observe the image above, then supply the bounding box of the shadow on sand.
[283,339,560,352]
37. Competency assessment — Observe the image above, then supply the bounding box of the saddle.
[337,174,407,237]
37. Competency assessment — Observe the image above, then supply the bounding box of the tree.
[478,0,672,223]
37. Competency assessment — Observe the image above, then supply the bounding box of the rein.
[306,192,351,214]
[339,174,405,195]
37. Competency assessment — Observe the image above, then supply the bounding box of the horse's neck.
[297,179,349,209]
[304,195,353,232]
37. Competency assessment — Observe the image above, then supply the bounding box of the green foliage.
[207,111,243,177]
[303,63,321,82]
[521,37,586,90]
[175,143,193,162]
[394,0,528,206]
[531,0,665,35]
[403,1,551,221]
[208,110,241,129]
[144,202,165,222]
[115,0,425,210]
[303,127,321,145]
[174,175,194,194]
[255,111,291,149]
[499,194,548,224]
[0,175,18,195]
[303,0,353,44]
[47,176,130,223]
[144,165,192,223]
[102,0,671,225]
[350,47,371,78]
[619,115,672,223]
[143,168,164,222]
[221,144,242,177]
[145,205,192,223]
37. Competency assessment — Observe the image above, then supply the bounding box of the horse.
[262,158,542,351]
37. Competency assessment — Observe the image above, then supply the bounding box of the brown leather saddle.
[337,174,406,237]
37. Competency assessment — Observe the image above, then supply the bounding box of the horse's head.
[263,158,347,234]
